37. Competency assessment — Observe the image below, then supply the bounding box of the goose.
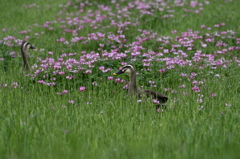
[20,41,36,72]
[113,64,168,108]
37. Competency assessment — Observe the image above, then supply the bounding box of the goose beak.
[113,70,124,75]
[30,46,36,49]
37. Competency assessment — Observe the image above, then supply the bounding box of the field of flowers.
[0,0,239,159]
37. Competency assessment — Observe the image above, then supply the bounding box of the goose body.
[20,41,36,72]
[113,64,168,108]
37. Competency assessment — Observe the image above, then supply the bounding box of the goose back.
[143,90,168,103]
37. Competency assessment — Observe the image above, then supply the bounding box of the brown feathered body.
[114,64,168,108]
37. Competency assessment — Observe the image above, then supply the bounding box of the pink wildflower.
[68,100,75,104]
[192,85,200,92]
[159,69,166,73]
[152,99,160,104]
[107,76,114,80]
[79,87,86,92]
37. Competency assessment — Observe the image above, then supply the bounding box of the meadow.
[0,0,240,158]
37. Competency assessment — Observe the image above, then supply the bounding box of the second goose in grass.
[113,64,168,108]
[21,41,36,72]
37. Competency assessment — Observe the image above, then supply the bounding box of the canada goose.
[113,64,168,108]
[21,41,36,72]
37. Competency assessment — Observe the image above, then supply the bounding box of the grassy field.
[0,0,240,159]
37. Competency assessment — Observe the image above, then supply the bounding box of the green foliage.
[0,0,240,159]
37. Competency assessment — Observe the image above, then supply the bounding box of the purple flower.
[9,51,16,58]
[85,70,92,74]
[152,99,160,104]
[197,98,203,103]
[61,90,68,94]
[159,69,166,73]
[68,100,74,104]
[192,85,200,92]
[210,93,216,97]
[57,38,65,42]
[20,30,27,34]
[79,87,86,92]
[66,75,74,80]
[179,85,186,88]
[123,84,128,89]
[107,76,114,80]
[190,72,197,79]
[149,81,155,84]
[192,80,198,85]
[164,88,170,92]
[115,78,121,83]
[38,80,46,84]
[201,43,207,48]
[11,82,19,88]
[34,70,41,74]
[180,73,187,77]
[163,49,169,53]
[157,108,163,113]
[59,71,65,75]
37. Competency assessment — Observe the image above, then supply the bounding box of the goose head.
[113,64,135,76]
[21,41,36,51]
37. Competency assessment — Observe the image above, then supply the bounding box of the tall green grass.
[0,0,240,159]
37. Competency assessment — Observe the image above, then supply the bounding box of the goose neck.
[21,48,30,72]
[128,71,137,91]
